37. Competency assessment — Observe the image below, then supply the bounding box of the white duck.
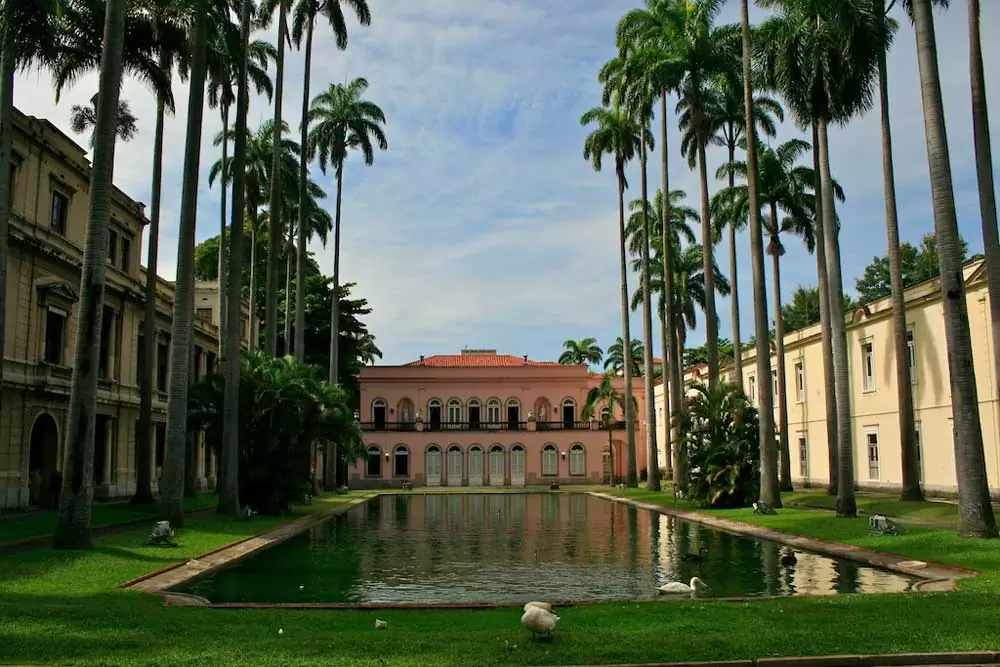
[657,577,709,595]
[521,603,560,638]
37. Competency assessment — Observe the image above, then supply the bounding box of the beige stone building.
[0,106,249,510]
[655,259,1000,498]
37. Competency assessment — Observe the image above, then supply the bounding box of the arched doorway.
[426,446,442,486]
[488,445,505,487]
[28,412,59,508]
[446,445,463,486]
[468,445,484,486]
[510,445,526,487]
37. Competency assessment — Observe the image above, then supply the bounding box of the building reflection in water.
[179,493,916,605]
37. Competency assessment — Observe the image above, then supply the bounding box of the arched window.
[427,399,442,430]
[447,399,462,426]
[366,446,382,478]
[561,398,576,428]
[467,398,482,430]
[486,398,501,427]
[600,406,610,427]
[570,444,586,476]
[542,444,559,476]
[393,445,409,477]
[372,399,387,429]
[506,398,521,430]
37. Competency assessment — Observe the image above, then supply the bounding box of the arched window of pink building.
[427,399,442,431]
[570,444,586,476]
[393,445,409,477]
[447,399,462,427]
[506,398,521,430]
[486,399,501,427]
[365,446,381,478]
[561,398,577,428]
[467,399,482,430]
[541,444,558,477]
[372,399,387,429]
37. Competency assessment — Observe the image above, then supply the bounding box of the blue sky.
[13,0,1000,366]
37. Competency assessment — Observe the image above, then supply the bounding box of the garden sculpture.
[868,513,902,536]
[752,501,777,515]
[241,506,258,520]
[146,520,177,547]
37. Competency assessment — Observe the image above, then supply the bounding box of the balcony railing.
[359,420,593,433]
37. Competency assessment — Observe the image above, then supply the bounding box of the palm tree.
[605,337,644,377]
[282,178,331,352]
[966,0,1000,511]
[291,0,371,361]
[909,0,998,537]
[600,50,662,491]
[354,331,382,365]
[559,338,604,366]
[207,31,276,355]
[52,0,129,549]
[161,0,234,528]
[672,0,737,389]
[307,77,386,385]
[583,371,638,485]
[69,94,138,146]
[757,0,883,516]
[736,0,780,508]
[307,77,387,486]
[257,0,294,356]
[615,0,688,492]
[219,0,254,518]
[581,95,644,488]
[707,71,783,386]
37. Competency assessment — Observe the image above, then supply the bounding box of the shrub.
[677,382,760,508]
[188,352,364,515]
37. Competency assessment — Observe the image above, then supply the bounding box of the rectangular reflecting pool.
[175,494,916,605]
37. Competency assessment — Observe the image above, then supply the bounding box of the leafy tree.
[559,338,604,366]
[781,286,856,334]
[604,336,643,377]
[684,338,733,369]
[855,232,969,303]
[677,382,761,507]
[188,352,364,515]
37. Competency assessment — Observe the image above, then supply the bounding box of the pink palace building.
[348,349,649,488]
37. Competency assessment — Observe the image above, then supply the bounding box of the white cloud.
[11,0,1000,364]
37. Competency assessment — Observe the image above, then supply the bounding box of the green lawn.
[0,493,219,545]
[1,489,999,666]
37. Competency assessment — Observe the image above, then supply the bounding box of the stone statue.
[868,513,902,536]
[146,520,177,547]
[752,501,778,515]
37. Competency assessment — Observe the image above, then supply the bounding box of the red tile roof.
[404,353,562,368]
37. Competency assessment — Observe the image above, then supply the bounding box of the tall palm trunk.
[768,219,792,492]
[218,103,230,345]
[248,213,258,349]
[876,18,921,501]
[264,0,288,357]
[53,0,127,548]
[812,121,838,495]
[969,0,1000,431]
[659,91,677,484]
[726,135,742,389]
[162,3,210,528]
[911,0,997,537]
[616,160,638,488]
[219,0,252,518]
[639,132,660,491]
[696,139,718,388]
[325,164,345,488]
[0,42,13,394]
[133,50,169,507]
[283,233,292,354]
[817,118,855,518]
[294,14,315,361]
[658,299,672,476]
[738,0,780,508]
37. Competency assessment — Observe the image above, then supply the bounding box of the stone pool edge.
[120,495,375,600]
[589,492,978,591]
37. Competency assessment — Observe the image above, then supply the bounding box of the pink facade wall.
[349,363,648,488]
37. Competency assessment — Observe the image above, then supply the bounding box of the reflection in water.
[179,494,916,604]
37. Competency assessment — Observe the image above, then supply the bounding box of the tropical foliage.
[188,352,364,515]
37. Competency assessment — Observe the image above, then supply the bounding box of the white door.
[489,447,505,487]
[510,447,526,487]
[468,448,484,486]
[426,447,442,486]
[447,447,463,486]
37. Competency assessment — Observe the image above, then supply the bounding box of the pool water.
[177,493,915,605]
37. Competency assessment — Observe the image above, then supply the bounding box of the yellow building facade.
[0,107,247,510]
[655,260,1000,498]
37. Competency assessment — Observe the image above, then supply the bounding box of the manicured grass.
[2,489,999,666]
[0,493,219,544]
[778,490,967,523]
